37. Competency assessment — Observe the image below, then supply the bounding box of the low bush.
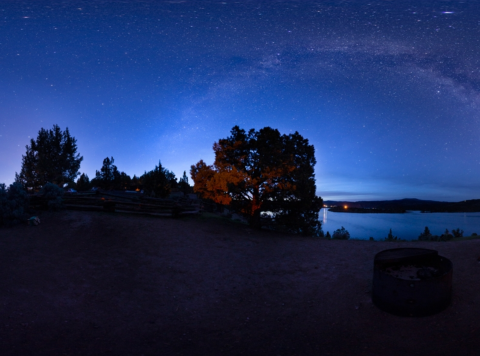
[332,226,350,240]
[0,182,29,226]
[40,182,64,211]
[312,225,325,238]
[440,229,454,241]
[452,228,463,238]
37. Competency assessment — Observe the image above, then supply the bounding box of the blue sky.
[1,1,479,201]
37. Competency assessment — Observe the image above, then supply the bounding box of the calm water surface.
[320,208,480,241]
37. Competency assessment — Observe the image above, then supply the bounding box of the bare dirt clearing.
[1,210,479,355]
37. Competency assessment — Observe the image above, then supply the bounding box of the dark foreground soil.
[0,210,479,356]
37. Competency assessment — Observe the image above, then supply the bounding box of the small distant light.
[442,11,454,14]
[344,205,348,209]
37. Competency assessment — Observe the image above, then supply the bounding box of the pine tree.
[18,125,83,190]
[178,171,192,194]
[141,161,176,198]
[418,226,433,241]
[95,157,117,190]
[385,228,398,241]
[76,173,91,191]
[115,172,131,191]
[130,175,141,191]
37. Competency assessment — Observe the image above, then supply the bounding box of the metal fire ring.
[372,248,453,317]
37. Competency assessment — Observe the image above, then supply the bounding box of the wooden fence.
[29,190,201,217]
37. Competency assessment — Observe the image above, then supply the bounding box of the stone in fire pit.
[372,248,453,317]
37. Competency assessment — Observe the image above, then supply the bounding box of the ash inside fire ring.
[382,264,441,280]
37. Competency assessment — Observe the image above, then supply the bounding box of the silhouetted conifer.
[18,125,83,190]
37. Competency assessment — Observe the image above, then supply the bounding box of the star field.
[1,0,479,201]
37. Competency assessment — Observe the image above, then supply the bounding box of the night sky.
[1,0,479,201]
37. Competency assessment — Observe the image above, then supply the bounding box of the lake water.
[320,208,480,241]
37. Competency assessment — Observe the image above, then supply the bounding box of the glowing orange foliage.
[190,125,320,231]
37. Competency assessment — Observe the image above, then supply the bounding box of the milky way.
[1,0,479,201]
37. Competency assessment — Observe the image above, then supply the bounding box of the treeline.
[0,125,193,226]
[13,124,192,197]
[317,226,477,241]
[417,226,475,241]
[384,226,475,241]
[75,157,192,197]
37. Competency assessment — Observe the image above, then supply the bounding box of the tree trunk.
[249,208,262,229]
[249,187,262,229]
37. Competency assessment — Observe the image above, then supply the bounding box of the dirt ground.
[0,210,479,356]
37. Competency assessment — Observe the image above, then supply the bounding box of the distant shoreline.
[327,207,406,214]
[324,199,480,213]
[326,207,480,214]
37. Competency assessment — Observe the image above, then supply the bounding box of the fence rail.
[29,190,201,217]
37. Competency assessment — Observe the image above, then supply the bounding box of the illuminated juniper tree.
[191,125,322,234]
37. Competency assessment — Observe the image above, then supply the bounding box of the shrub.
[452,228,463,238]
[332,226,350,240]
[472,232,478,236]
[40,182,64,210]
[0,184,8,226]
[418,226,433,241]
[314,225,325,238]
[325,231,331,239]
[384,228,398,241]
[0,182,29,226]
[440,229,453,241]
